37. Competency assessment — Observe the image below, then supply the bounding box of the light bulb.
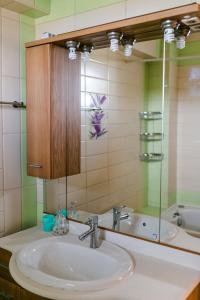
[122,38,135,57]
[107,32,121,52]
[81,45,92,63]
[124,44,133,56]
[164,27,175,43]
[65,41,79,60]
[161,20,177,44]
[69,47,77,60]
[175,25,190,50]
[176,35,186,49]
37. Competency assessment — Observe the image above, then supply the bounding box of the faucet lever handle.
[113,205,126,214]
[86,215,98,226]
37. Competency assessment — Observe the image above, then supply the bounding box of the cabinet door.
[26,44,51,178]
[20,289,49,300]
[0,277,20,300]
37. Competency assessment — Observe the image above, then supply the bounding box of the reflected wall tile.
[86,77,108,94]
[86,154,108,171]
[86,139,108,156]
[67,189,86,206]
[86,182,109,203]
[87,168,108,187]
[67,173,86,193]
[86,61,108,80]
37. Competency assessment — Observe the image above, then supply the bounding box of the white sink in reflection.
[99,213,178,241]
[15,234,134,292]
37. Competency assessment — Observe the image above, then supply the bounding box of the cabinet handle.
[28,163,43,168]
[0,290,14,299]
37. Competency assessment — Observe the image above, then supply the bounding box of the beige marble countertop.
[0,222,199,300]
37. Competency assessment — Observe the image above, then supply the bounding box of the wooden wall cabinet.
[26,43,80,179]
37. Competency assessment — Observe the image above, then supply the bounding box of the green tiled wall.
[36,0,123,24]
[20,15,38,228]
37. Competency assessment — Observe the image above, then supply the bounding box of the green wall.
[20,15,38,229]
[36,0,123,24]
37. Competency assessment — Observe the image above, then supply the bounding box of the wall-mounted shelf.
[139,111,162,120]
[140,132,163,141]
[25,4,200,49]
[140,153,164,162]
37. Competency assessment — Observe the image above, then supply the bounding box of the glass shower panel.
[160,37,200,254]
[67,40,163,243]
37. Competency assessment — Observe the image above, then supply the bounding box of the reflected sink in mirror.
[15,234,134,292]
[99,212,178,242]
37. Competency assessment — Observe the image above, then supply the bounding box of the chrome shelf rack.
[139,111,163,162]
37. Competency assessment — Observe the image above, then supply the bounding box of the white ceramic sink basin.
[15,234,133,292]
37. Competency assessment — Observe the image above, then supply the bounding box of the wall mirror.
[42,36,200,255]
[37,6,200,255]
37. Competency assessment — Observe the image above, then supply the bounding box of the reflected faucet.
[173,212,182,227]
[79,215,100,249]
[112,206,129,231]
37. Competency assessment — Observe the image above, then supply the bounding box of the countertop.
[0,222,199,300]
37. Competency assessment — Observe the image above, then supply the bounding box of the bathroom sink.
[15,234,134,292]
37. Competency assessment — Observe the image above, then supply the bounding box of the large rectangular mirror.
[42,35,200,255]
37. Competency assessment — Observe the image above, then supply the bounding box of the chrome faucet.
[112,206,129,231]
[79,215,100,248]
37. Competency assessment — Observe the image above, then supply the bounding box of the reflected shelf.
[139,111,162,120]
[140,132,163,141]
[140,153,164,162]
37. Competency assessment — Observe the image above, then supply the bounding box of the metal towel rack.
[0,101,26,109]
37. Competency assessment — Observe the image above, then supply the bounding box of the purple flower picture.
[88,94,108,140]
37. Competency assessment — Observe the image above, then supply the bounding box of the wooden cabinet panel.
[0,277,20,300]
[20,289,49,300]
[26,44,80,179]
[186,284,200,300]
[0,249,13,283]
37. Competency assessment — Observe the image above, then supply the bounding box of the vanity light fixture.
[122,38,135,57]
[65,40,80,60]
[107,31,122,52]
[175,25,191,49]
[81,45,93,63]
[161,20,178,43]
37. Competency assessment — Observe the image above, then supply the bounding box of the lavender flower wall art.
[88,94,108,140]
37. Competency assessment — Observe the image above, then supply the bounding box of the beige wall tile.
[2,76,20,101]
[0,211,4,234]
[3,133,21,189]
[2,15,19,77]
[4,188,21,234]
[75,2,125,30]
[36,15,75,38]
